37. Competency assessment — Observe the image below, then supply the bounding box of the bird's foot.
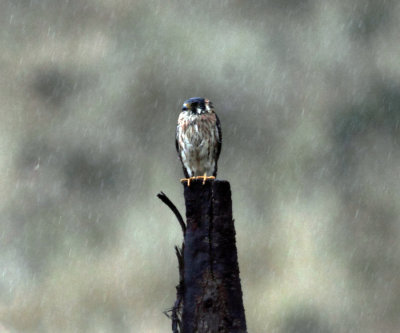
[195,173,216,185]
[180,177,196,186]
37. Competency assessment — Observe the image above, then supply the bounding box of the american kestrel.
[176,97,222,185]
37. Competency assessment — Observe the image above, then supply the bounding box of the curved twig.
[157,191,186,235]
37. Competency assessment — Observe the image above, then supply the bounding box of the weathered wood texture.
[182,179,246,333]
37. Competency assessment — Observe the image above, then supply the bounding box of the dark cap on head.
[182,97,206,111]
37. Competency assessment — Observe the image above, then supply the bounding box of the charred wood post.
[159,179,247,333]
[182,179,246,332]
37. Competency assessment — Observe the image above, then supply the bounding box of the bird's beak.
[182,103,190,111]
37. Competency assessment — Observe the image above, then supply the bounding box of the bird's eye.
[182,103,189,111]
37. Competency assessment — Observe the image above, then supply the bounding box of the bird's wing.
[175,124,180,155]
[176,122,189,178]
[212,114,222,177]
[215,113,222,161]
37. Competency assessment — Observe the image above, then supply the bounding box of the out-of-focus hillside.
[1,0,400,331]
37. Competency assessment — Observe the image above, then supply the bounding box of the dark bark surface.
[181,179,246,333]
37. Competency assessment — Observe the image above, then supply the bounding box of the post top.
[181,179,230,189]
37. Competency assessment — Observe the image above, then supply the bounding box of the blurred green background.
[1,0,400,332]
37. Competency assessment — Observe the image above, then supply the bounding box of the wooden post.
[181,179,246,333]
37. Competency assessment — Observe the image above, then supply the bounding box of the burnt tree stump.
[182,179,246,332]
[159,179,246,332]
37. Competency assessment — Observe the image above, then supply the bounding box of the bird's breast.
[178,113,217,146]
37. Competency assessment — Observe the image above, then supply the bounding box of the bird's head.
[182,97,214,115]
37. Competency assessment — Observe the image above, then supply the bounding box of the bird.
[176,97,222,186]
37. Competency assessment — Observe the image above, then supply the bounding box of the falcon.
[176,97,222,185]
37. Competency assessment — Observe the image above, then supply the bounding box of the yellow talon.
[180,177,195,186]
[181,175,216,186]
[195,173,216,185]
